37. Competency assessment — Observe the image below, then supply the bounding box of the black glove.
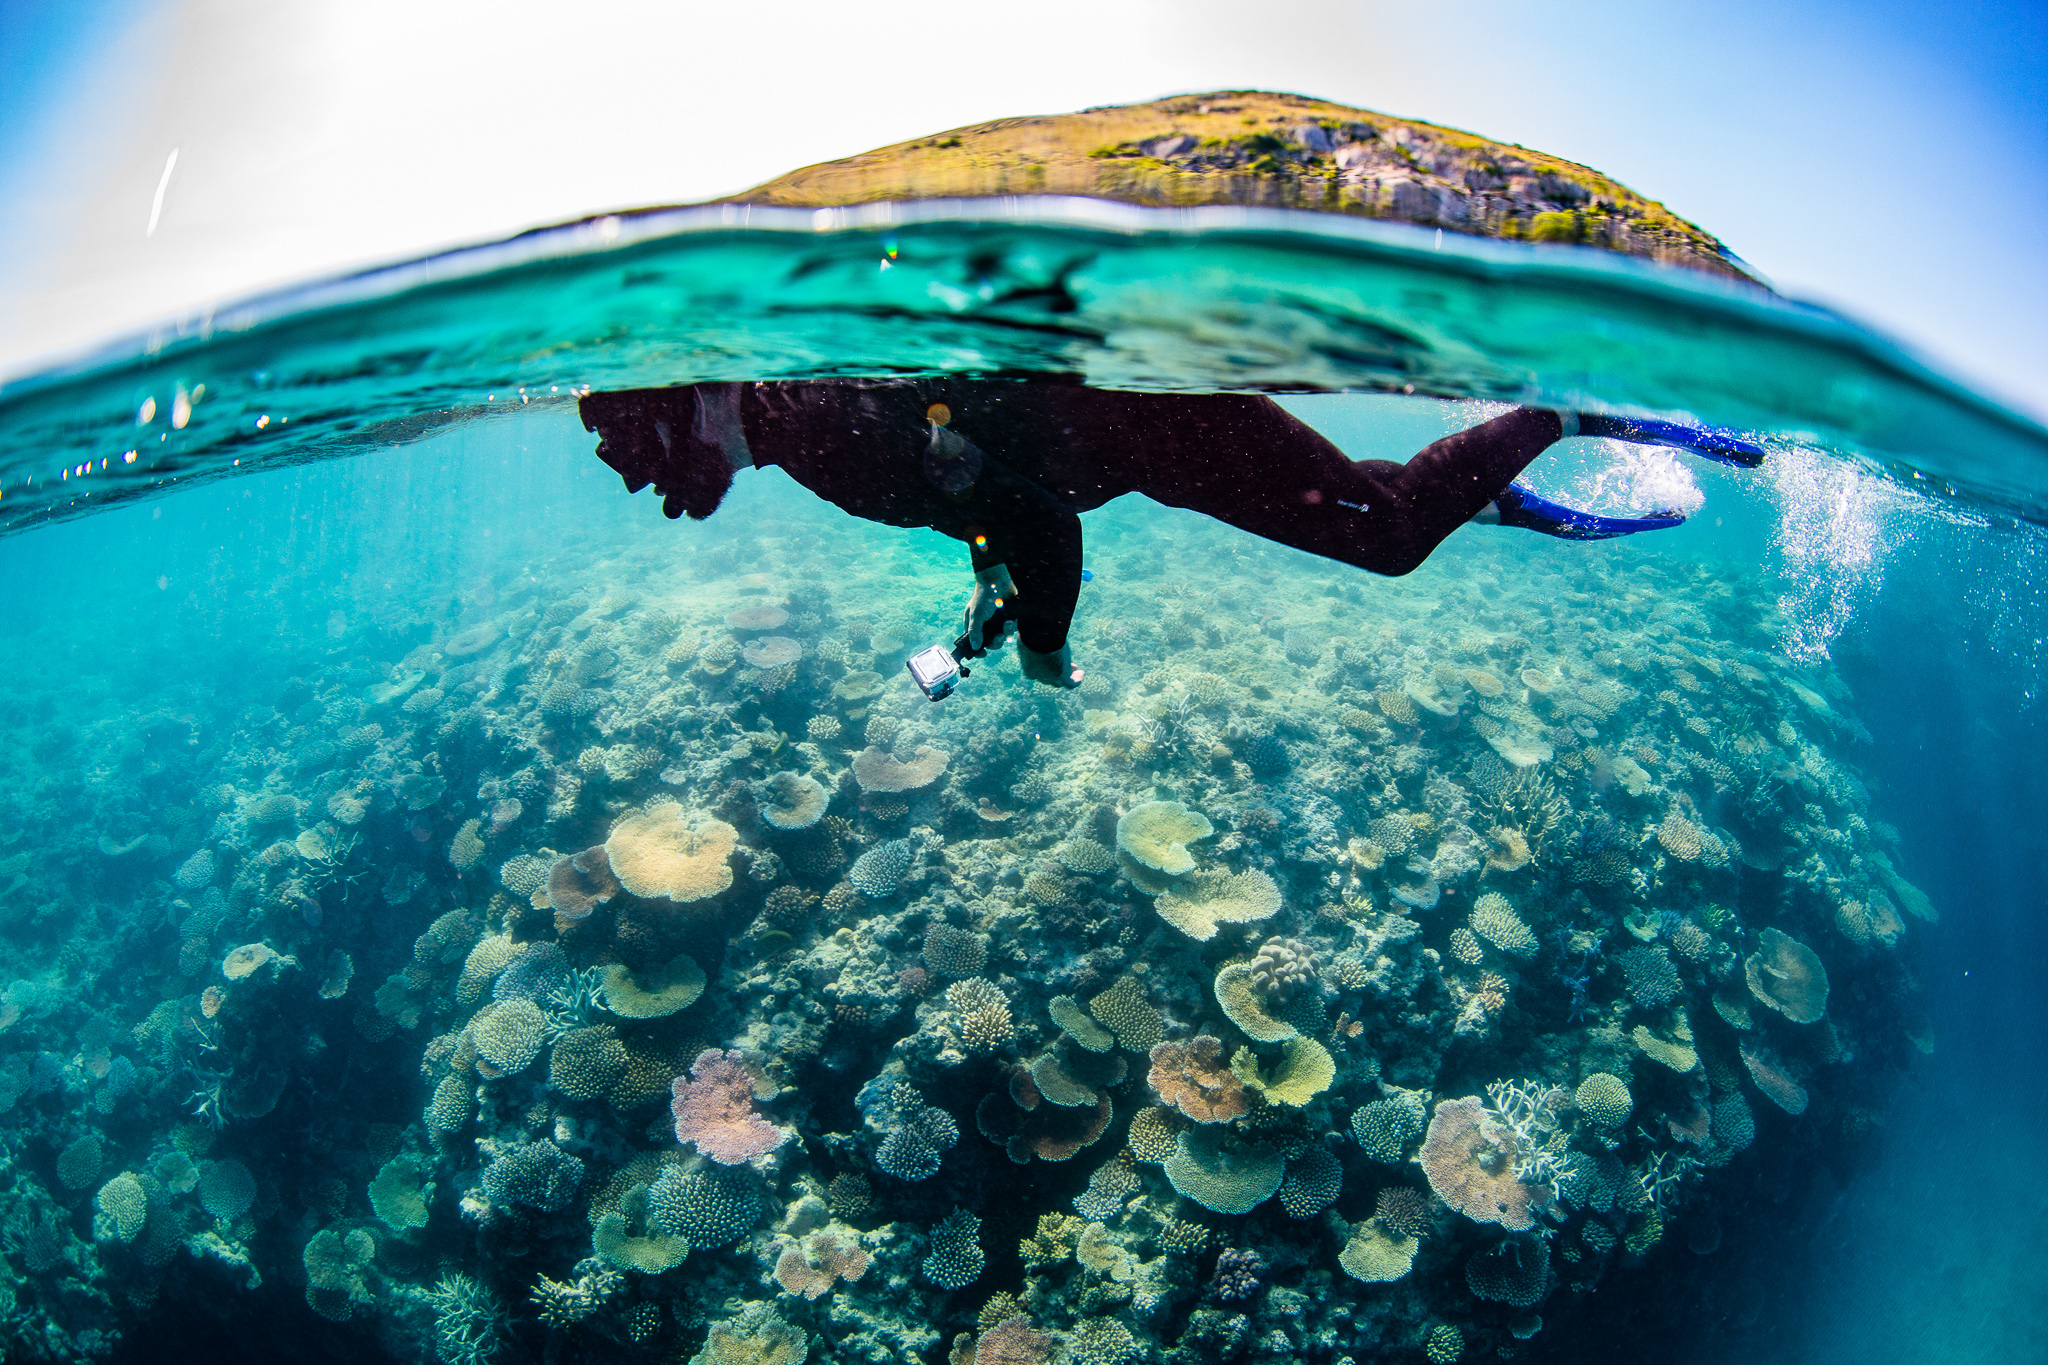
[578,387,737,521]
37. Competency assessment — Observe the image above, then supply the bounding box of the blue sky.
[1,0,2041,417]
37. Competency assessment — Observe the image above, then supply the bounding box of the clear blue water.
[0,203,2041,1365]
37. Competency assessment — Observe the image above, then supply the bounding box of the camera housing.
[906,645,963,701]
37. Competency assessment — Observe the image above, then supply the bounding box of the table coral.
[1115,800,1214,876]
[1148,1036,1248,1123]
[1744,927,1829,1023]
[672,1049,788,1164]
[604,808,737,903]
[1419,1096,1545,1232]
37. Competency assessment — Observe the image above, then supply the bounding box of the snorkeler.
[579,380,1761,690]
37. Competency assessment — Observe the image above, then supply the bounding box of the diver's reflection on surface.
[581,381,1731,691]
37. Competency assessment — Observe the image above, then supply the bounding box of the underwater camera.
[907,603,1016,702]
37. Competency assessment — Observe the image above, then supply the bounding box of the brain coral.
[1115,801,1213,876]
[1157,869,1282,942]
[756,772,830,830]
[1338,1218,1419,1282]
[199,1158,257,1220]
[851,839,918,898]
[482,1141,584,1212]
[672,1049,788,1164]
[95,1173,149,1243]
[922,1208,985,1289]
[648,1165,761,1248]
[1351,1095,1428,1163]
[1278,1146,1343,1219]
[547,845,620,920]
[1574,1073,1633,1129]
[599,953,706,1019]
[1468,894,1539,958]
[1214,961,1298,1042]
[851,745,950,793]
[604,808,737,903]
[470,998,548,1076]
[1419,1096,1543,1231]
[1147,1036,1248,1123]
[1744,928,1829,1024]
[1163,1128,1284,1214]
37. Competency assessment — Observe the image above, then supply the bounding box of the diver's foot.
[1575,412,1766,468]
[1493,483,1686,541]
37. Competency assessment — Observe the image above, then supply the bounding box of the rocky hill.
[724,90,1749,282]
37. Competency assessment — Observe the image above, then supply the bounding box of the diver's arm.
[956,469,1086,689]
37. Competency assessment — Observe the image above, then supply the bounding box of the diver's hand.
[1019,642,1084,690]
[962,565,1018,655]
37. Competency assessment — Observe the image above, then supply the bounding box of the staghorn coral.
[852,745,950,792]
[1465,1238,1550,1306]
[605,808,737,903]
[1745,928,1829,1023]
[1115,800,1214,875]
[1419,1096,1544,1231]
[673,1050,787,1164]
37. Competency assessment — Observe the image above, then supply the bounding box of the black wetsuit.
[580,379,1561,654]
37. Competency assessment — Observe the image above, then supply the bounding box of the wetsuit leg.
[1116,398,1563,577]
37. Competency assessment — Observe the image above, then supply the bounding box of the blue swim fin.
[1495,483,1685,541]
[1575,413,1766,468]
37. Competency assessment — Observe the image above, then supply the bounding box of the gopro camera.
[906,603,1016,702]
[906,645,964,702]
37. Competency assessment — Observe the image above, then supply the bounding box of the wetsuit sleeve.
[958,457,1084,655]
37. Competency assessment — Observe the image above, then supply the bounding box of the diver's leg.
[1123,399,1565,577]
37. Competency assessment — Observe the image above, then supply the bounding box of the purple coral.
[1208,1246,1266,1303]
[672,1049,788,1164]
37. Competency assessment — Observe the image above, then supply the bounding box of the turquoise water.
[0,204,2042,1365]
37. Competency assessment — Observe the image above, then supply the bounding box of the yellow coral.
[1230,1037,1335,1106]
[599,953,706,1019]
[1155,869,1281,942]
[605,808,736,903]
[1115,801,1213,876]
[1657,812,1703,860]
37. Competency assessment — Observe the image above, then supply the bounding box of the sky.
[0,0,2042,419]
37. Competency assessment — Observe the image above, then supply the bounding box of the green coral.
[1162,1128,1283,1214]
[1574,1073,1633,1129]
[1350,1095,1427,1162]
[369,1154,433,1231]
